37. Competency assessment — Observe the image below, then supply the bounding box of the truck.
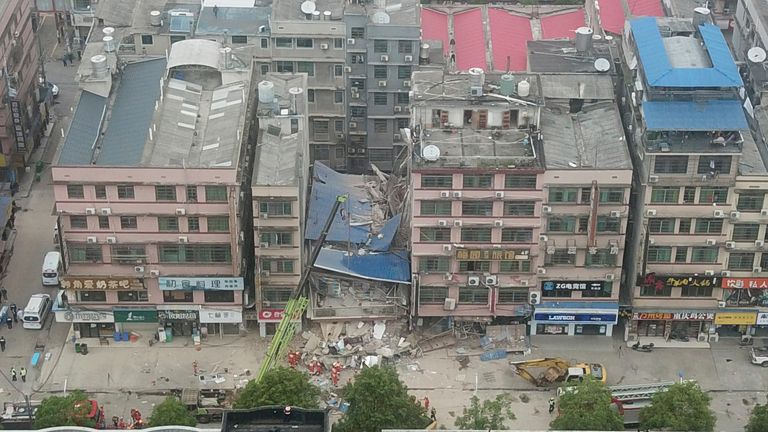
[180,388,233,424]
[557,381,676,426]
[509,358,606,386]
[751,347,768,367]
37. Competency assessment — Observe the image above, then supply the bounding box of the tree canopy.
[234,367,321,409]
[148,396,197,427]
[640,381,716,432]
[550,378,624,431]
[34,390,97,429]
[746,396,768,432]
[333,366,431,432]
[454,394,515,430]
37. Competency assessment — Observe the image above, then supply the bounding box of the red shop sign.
[257,309,284,322]
[721,278,768,289]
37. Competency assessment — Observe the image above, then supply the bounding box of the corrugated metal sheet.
[314,248,411,284]
[97,58,167,165]
[631,18,742,88]
[420,8,450,54]
[58,91,107,165]
[642,100,748,131]
[628,0,664,17]
[488,8,531,72]
[598,0,626,34]
[540,9,585,39]
[454,8,486,71]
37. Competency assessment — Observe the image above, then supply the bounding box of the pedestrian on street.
[20,367,26,382]
[6,316,12,329]
[430,407,437,422]
[11,367,16,381]
[192,360,198,376]
[16,309,22,323]
[548,397,556,414]
[10,304,17,323]
[62,57,67,67]
[0,288,7,302]
[0,336,6,352]
[423,396,430,411]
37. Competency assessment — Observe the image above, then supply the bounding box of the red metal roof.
[598,0,627,34]
[628,0,664,17]
[454,8,487,71]
[488,8,532,72]
[421,8,450,54]
[540,9,586,39]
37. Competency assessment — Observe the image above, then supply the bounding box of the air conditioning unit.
[178,236,189,243]
[344,66,352,73]
[494,220,503,227]
[518,279,529,286]
[393,133,402,141]
[713,210,725,218]
[567,246,577,254]
[320,43,329,50]
[646,209,657,217]
[380,55,389,62]
[725,241,736,249]
[705,270,715,276]
[648,237,656,244]
[438,220,448,227]
[529,291,541,304]
[610,210,621,218]
[757,240,765,248]
[589,247,598,255]
[610,245,619,255]
[149,270,160,277]
[649,175,659,183]
[537,267,547,275]
[349,121,357,128]
[100,208,112,215]
[443,272,453,281]
[468,276,480,286]
[378,80,387,87]
[721,270,731,277]
[706,238,718,246]
[261,270,270,277]
[134,266,145,273]
[539,234,548,242]
[718,301,727,308]
[442,244,452,252]
[485,275,498,286]
[761,209,768,217]
[605,273,615,281]
[730,211,741,220]
[452,191,462,199]
[755,267,764,273]
[404,55,413,62]
[86,236,97,244]
[347,38,355,45]
[440,191,450,198]
[85,208,96,215]
[454,220,463,227]
[403,80,411,87]
[493,244,502,249]
[351,92,360,99]
[542,205,552,214]
[546,246,556,255]
[261,212,269,219]
[176,208,186,216]
[106,236,117,244]
[443,298,456,311]
[394,106,402,113]
[495,191,504,199]
[260,242,270,248]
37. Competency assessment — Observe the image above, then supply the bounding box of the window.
[70,215,87,229]
[459,288,489,304]
[275,61,294,73]
[733,224,760,241]
[261,39,268,49]
[335,120,344,132]
[599,188,624,203]
[334,64,343,76]
[98,216,110,229]
[580,188,592,203]
[463,175,493,189]
[163,291,193,302]
[313,146,330,161]
[155,217,177,232]
[543,286,573,298]
[697,156,731,174]
[263,287,292,306]
[260,64,269,75]
[548,216,576,232]
[548,188,578,203]
[334,38,343,48]
[650,187,679,203]
[307,89,315,103]
[738,192,765,211]
[761,253,768,269]
[351,55,365,64]
[647,246,672,263]
[231,35,248,44]
[396,93,409,104]
[373,65,388,79]
[398,40,413,53]
[117,185,135,199]
[373,39,388,52]
[729,252,755,270]
[118,291,149,302]
[681,285,713,297]
[260,201,292,216]
[596,216,620,233]
[545,250,575,265]
[334,91,343,103]
[459,261,491,272]
[498,260,531,272]
[420,201,451,216]
[420,228,451,242]
[155,185,177,201]
[67,185,84,199]
[500,201,533,216]
[73,0,92,11]
[683,186,696,204]
[654,155,688,174]
[68,244,103,263]
[421,175,452,188]
[77,291,107,302]
[691,247,718,263]
[350,27,365,38]
[260,232,292,246]
[297,62,314,76]
[398,66,411,79]
[185,186,198,202]
[418,257,450,272]
[374,120,388,133]
[205,186,227,202]
[141,35,154,45]
[373,93,387,105]
[120,216,137,229]
[578,216,589,233]
[296,38,313,48]
[694,218,723,234]
[207,216,229,232]
[461,228,492,242]
[95,185,107,199]
[699,187,728,204]
[679,218,692,234]
[111,245,146,264]
[188,217,200,232]
[204,291,235,302]
[640,284,671,296]
[369,149,392,162]
[313,120,329,141]
[585,249,616,267]
[350,106,366,117]
[158,244,232,263]
[462,201,493,216]
[501,228,533,243]
[419,287,448,304]
[275,38,292,48]
[675,247,688,263]
[648,218,675,233]
[505,175,536,189]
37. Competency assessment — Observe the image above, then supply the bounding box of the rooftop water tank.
[149,10,162,26]
[517,80,530,98]
[91,54,108,79]
[575,27,593,53]
[103,36,115,53]
[500,74,515,96]
[258,81,275,105]
[693,7,711,26]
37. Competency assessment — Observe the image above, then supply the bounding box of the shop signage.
[456,249,529,261]
[757,313,768,326]
[542,281,604,291]
[113,309,158,323]
[10,101,25,149]
[722,278,768,289]
[534,312,617,323]
[55,310,114,323]
[159,277,244,291]
[199,308,242,324]
[61,277,143,290]
[714,312,757,325]
[642,273,718,291]
[632,312,715,321]
[158,310,198,322]
[258,309,284,322]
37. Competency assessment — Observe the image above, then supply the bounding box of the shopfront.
[258,308,284,337]
[199,307,242,337]
[630,311,716,341]
[714,311,757,337]
[55,309,115,338]
[530,302,619,336]
[113,307,158,338]
[158,308,199,339]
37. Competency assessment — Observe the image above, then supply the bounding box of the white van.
[41,251,61,286]
[23,294,51,329]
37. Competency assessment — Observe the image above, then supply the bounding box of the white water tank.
[103,36,115,52]
[419,43,430,64]
[150,10,162,26]
[91,54,108,78]
[102,27,115,38]
[517,79,530,98]
[693,7,711,26]
[258,81,275,104]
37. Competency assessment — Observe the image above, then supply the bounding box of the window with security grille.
[497,289,529,303]
[205,186,227,202]
[585,249,616,266]
[545,250,575,265]
[504,201,534,216]
[691,247,718,263]
[111,245,146,264]
[650,187,679,203]
[648,218,675,233]
[419,287,448,304]
[460,228,491,242]
[463,175,493,189]
[462,201,493,216]
[596,216,620,232]
[68,244,103,263]
[681,285,713,297]
[458,261,490,272]
[694,219,723,234]
[260,201,292,216]
[498,260,531,272]
[158,244,231,263]
[737,192,765,211]
[70,216,88,229]
[207,216,230,232]
[501,228,532,243]
[259,232,292,246]
[418,257,450,272]
[699,187,728,204]
[374,40,388,52]
[548,216,576,232]
[155,185,177,201]
[421,175,452,188]
[647,246,672,263]
[653,155,688,174]
[420,201,451,216]
[420,228,451,242]
[599,188,624,203]
[459,288,488,304]
[733,224,760,241]
[697,156,731,174]
[505,175,536,189]
[548,188,578,202]
[117,185,135,199]
[67,184,84,199]
[728,252,755,270]
[158,217,179,232]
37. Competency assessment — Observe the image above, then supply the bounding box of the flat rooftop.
[527,40,616,74]
[272,0,418,25]
[196,5,271,35]
[411,70,543,104]
[415,127,538,169]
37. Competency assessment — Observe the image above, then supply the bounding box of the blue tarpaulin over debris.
[305,162,399,251]
[642,100,748,131]
[314,248,411,284]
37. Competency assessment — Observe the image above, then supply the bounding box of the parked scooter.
[669,331,690,342]
[740,334,755,346]
[632,341,655,352]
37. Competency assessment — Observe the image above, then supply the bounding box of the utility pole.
[32,5,47,86]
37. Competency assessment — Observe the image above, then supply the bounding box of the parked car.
[750,347,768,367]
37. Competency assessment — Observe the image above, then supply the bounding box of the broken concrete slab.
[373,321,386,340]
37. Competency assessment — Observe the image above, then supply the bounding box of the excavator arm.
[509,358,572,386]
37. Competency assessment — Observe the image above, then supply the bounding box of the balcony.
[644,130,743,154]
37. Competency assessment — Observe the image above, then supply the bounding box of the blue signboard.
[534,313,617,323]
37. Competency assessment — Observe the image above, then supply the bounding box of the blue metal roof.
[314,248,411,284]
[643,100,748,131]
[630,17,742,88]
[58,91,106,165]
[97,58,167,165]
[170,15,194,33]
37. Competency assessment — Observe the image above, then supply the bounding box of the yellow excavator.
[509,358,606,387]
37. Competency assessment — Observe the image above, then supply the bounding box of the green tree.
[148,396,197,427]
[333,366,430,432]
[34,390,96,429]
[234,367,320,409]
[640,381,716,432]
[550,378,624,431]
[454,394,515,430]
[746,397,768,432]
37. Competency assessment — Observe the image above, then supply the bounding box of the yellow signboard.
[714,312,756,325]
[60,277,144,290]
[455,249,528,261]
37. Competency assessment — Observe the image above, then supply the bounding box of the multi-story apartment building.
[1,0,47,182]
[731,0,768,100]
[251,73,310,336]
[52,40,253,340]
[621,16,760,342]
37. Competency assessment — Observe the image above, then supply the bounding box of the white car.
[751,347,768,367]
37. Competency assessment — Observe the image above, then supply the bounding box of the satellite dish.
[300,1,316,14]
[594,58,611,72]
[422,145,441,161]
[372,11,390,24]
[748,47,767,63]
[288,87,304,95]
